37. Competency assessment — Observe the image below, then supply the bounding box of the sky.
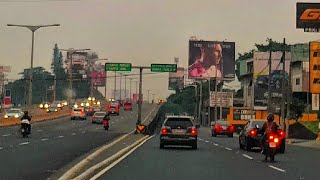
[1,0,320,100]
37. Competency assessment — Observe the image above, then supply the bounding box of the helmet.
[24,111,29,115]
[267,113,274,122]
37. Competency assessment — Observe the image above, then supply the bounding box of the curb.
[58,133,131,180]
[72,135,150,180]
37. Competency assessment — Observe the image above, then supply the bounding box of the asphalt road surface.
[97,127,319,180]
[0,103,157,180]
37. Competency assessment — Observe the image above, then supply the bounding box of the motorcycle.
[103,119,109,130]
[263,133,280,162]
[21,119,30,138]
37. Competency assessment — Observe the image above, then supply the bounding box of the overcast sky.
[1,0,320,100]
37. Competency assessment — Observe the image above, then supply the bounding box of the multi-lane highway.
[96,127,319,180]
[0,103,157,180]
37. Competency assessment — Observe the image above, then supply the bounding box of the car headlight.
[4,115,8,118]
[14,114,19,118]
[74,104,78,108]
[81,103,84,106]
[39,104,44,108]
[88,97,92,101]
[55,109,58,112]
[86,102,90,107]
[57,104,61,108]
[97,101,101,105]
[44,104,49,108]
[46,109,49,112]
[92,97,96,101]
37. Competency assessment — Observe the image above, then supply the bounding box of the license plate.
[269,142,276,148]
[222,126,227,130]
[172,129,186,134]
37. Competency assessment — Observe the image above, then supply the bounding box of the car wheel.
[245,138,252,151]
[228,133,233,138]
[278,140,286,153]
[239,138,244,149]
[117,113,119,116]
[212,131,217,137]
[192,143,198,150]
[160,143,165,149]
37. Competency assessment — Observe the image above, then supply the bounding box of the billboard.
[69,52,87,80]
[188,41,235,80]
[296,3,320,29]
[309,41,320,94]
[209,91,233,107]
[91,61,106,87]
[253,52,291,107]
[168,67,184,90]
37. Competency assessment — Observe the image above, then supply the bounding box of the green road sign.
[105,63,132,71]
[150,64,177,72]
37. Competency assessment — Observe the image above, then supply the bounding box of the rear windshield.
[73,109,83,111]
[8,110,20,113]
[164,118,193,128]
[124,103,132,105]
[110,105,116,108]
[94,112,106,116]
[215,121,230,126]
[251,121,265,128]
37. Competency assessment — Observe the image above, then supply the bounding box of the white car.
[70,107,86,120]
[4,108,24,119]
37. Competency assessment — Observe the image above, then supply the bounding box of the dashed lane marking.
[2,134,10,137]
[58,136,64,138]
[242,154,253,160]
[41,138,49,141]
[0,147,3,150]
[37,130,43,132]
[213,143,219,146]
[72,133,76,136]
[225,147,232,151]
[19,142,30,146]
[205,140,209,143]
[269,165,286,173]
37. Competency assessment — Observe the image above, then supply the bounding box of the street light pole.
[147,90,151,103]
[114,71,117,99]
[129,78,133,100]
[135,81,138,94]
[7,24,60,106]
[124,75,127,99]
[119,73,122,100]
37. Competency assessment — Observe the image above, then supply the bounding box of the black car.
[239,120,286,153]
[160,116,199,149]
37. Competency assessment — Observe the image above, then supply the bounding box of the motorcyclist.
[21,111,32,134]
[259,113,279,154]
[103,113,110,129]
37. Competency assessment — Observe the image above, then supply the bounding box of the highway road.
[0,103,157,180]
[96,127,319,180]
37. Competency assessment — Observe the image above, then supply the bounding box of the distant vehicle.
[108,104,119,116]
[211,120,235,138]
[46,105,58,113]
[158,100,164,105]
[39,102,50,109]
[87,105,101,116]
[70,107,86,120]
[123,101,133,111]
[91,111,107,124]
[160,115,199,149]
[3,108,24,119]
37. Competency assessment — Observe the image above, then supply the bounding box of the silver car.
[91,111,107,124]
[3,108,24,119]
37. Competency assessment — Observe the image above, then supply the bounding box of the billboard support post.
[137,68,143,125]
[198,82,202,125]
[214,79,218,122]
[105,71,107,100]
[119,73,122,100]
[267,40,273,113]
[208,79,211,126]
[114,71,116,99]
[281,38,286,129]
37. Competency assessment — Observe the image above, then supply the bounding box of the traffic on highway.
[1,1,320,180]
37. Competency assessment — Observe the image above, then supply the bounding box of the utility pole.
[7,24,60,107]
[286,59,292,138]
[59,48,91,105]
[267,39,273,113]
[114,71,117,99]
[53,74,56,102]
[135,81,138,94]
[152,93,155,103]
[147,90,151,103]
[124,75,127,99]
[208,79,211,126]
[119,73,122,100]
[129,78,133,100]
[198,82,203,125]
[281,38,286,129]
[219,82,223,121]
[137,68,143,125]
[105,71,108,100]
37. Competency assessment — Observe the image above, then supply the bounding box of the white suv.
[71,107,86,120]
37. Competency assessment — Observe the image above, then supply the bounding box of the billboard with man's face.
[91,61,106,87]
[188,41,235,80]
[168,67,184,90]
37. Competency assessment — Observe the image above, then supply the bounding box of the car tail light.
[191,128,197,136]
[229,125,235,132]
[274,137,279,143]
[215,125,221,131]
[161,127,168,135]
[89,109,92,112]
[249,129,257,137]
[92,115,95,119]
[71,112,74,116]
[269,135,274,140]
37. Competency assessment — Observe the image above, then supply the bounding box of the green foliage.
[51,44,67,100]
[289,98,306,120]
[300,121,319,135]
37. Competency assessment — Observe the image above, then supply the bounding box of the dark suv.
[160,116,199,149]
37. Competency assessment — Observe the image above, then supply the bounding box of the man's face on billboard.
[213,44,222,64]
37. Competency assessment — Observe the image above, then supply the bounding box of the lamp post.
[7,24,60,106]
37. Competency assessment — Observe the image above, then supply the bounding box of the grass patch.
[300,121,319,135]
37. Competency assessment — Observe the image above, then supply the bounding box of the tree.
[51,44,67,100]
[289,98,306,121]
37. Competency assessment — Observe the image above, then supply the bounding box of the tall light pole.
[147,89,151,103]
[119,73,122,100]
[7,24,60,106]
[114,71,117,99]
[135,81,138,94]
[123,74,128,99]
[129,78,133,100]
[59,48,91,104]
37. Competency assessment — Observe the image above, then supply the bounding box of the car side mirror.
[255,124,260,129]
[195,125,200,129]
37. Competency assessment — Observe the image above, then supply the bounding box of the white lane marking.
[72,133,76,136]
[198,138,203,141]
[95,127,99,130]
[242,154,253,160]
[2,134,11,137]
[82,131,86,134]
[36,130,43,132]
[111,122,115,124]
[225,147,232,151]
[269,165,286,173]
[90,135,154,180]
[121,117,124,119]
[41,138,49,141]
[213,143,219,146]
[0,147,3,150]
[58,136,64,138]
[205,140,209,143]
[19,142,30,146]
